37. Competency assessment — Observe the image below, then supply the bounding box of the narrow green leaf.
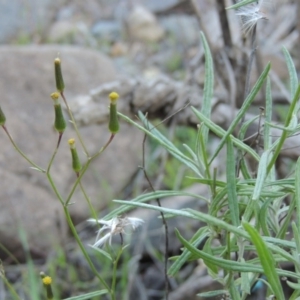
[208,62,270,165]
[229,279,241,300]
[289,288,300,300]
[258,197,273,236]
[264,77,272,151]
[267,84,300,174]
[120,112,202,177]
[106,190,202,220]
[90,247,112,261]
[203,237,219,275]
[191,108,260,162]
[113,200,297,250]
[226,0,257,10]
[252,150,269,201]
[197,290,228,298]
[238,115,260,141]
[243,223,285,300]
[296,158,300,229]
[286,280,300,290]
[168,227,209,276]
[241,263,251,294]
[226,137,240,226]
[282,47,298,101]
[292,222,300,255]
[176,229,259,272]
[277,197,295,239]
[175,229,300,279]
[63,290,108,300]
[200,32,214,146]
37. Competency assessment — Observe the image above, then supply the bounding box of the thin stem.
[47,173,64,206]
[63,207,110,291]
[2,125,45,172]
[56,132,63,149]
[47,135,62,174]
[79,180,98,221]
[60,91,90,157]
[216,0,232,49]
[111,247,123,300]
[1,275,21,300]
[46,171,110,292]
[142,122,170,300]
[91,134,115,160]
[65,134,115,206]
[243,25,257,103]
[236,25,257,176]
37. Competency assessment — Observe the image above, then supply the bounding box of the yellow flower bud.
[42,276,52,285]
[68,138,75,146]
[53,103,66,133]
[109,91,119,104]
[41,274,53,300]
[51,92,60,101]
[108,92,119,134]
[68,138,82,173]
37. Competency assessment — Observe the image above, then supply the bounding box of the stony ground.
[0,0,300,299]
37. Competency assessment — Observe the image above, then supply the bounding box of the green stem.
[47,137,60,174]
[65,134,115,206]
[2,125,45,172]
[63,207,111,292]
[47,173,64,205]
[60,92,89,157]
[111,247,123,300]
[46,172,110,292]
[1,275,21,300]
[79,180,98,222]
[242,198,256,223]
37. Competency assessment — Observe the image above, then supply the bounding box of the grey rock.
[0,45,143,260]
[160,15,200,46]
[142,0,188,14]
[0,0,64,43]
[91,20,122,42]
[126,5,165,42]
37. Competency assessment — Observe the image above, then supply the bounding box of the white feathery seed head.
[87,216,144,248]
[235,0,273,35]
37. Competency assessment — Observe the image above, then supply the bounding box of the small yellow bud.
[41,273,54,299]
[68,138,75,146]
[54,57,65,92]
[68,138,82,173]
[50,92,60,101]
[42,276,52,285]
[109,92,119,104]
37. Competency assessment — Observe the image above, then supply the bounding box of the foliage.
[1,1,300,299]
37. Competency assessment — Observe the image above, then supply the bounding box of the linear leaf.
[63,290,108,300]
[168,227,209,276]
[191,108,260,162]
[226,137,240,226]
[282,47,298,101]
[267,84,300,174]
[200,32,214,146]
[243,223,285,300]
[252,150,269,201]
[175,229,300,279]
[207,62,270,165]
[227,0,257,10]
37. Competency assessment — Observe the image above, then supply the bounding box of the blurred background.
[0,0,300,299]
